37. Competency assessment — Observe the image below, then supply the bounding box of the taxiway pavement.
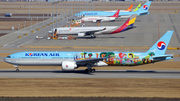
[0,69,180,79]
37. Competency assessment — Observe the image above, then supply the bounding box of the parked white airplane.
[81,9,120,23]
[48,14,137,38]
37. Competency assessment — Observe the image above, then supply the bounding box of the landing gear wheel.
[91,35,96,38]
[85,69,89,73]
[91,69,95,73]
[16,69,19,72]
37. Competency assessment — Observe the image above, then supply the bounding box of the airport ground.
[0,1,180,100]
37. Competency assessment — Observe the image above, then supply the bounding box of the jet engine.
[62,61,77,71]
[109,17,116,20]
[78,33,85,37]
[93,20,97,23]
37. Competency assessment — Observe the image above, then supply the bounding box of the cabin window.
[22,57,38,59]
[7,56,11,58]
[52,57,63,59]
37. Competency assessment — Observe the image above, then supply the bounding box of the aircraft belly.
[13,59,64,66]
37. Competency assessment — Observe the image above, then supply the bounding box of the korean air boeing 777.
[76,1,151,19]
[4,31,174,73]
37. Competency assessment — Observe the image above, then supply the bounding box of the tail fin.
[133,3,141,12]
[137,1,151,13]
[125,4,133,11]
[110,9,120,17]
[109,14,137,34]
[146,31,174,55]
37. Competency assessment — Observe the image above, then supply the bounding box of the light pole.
[24,21,26,33]
[31,18,32,33]
[18,24,20,38]
[43,15,44,27]
[61,1,63,27]
[37,17,38,30]
[68,1,70,27]
[29,1,30,19]
[56,2,59,28]
[52,3,54,39]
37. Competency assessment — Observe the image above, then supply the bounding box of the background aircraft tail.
[110,9,120,17]
[125,4,133,11]
[146,31,174,55]
[133,3,141,12]
[137,1,151,14]
[110,14,137,34]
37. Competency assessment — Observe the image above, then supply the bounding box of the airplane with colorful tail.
[75,1,151,19]
[105,4,133,12]
[81,9,120,23]
[4,31,174,73]
[105,3,141,12]
[48,14,137,38]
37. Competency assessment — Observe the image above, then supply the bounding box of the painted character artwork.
[74,52,156,66]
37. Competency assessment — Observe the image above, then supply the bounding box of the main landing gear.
[85,64,96,73]
[91,35,96,38]
[14,65,19,72]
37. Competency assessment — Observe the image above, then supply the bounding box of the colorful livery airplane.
[81,9,120,23]
[105,4,133,12]
[4,31,174,73]
[76,1,151,19]
[105,3,141,12]
[48,14,137,38]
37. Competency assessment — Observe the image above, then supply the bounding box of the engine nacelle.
[62,61,77,71]
[92,20,97,23]
[78,33,85,37]
[95,61,108,66]
[109,17,116,20]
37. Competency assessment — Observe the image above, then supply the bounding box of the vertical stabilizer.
[125,4,133,11]
[110,9,120,17]
[146,31,174,55]
[133,3,141,12]
[137,1,151,14]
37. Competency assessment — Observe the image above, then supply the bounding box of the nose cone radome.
[4,58,11,63]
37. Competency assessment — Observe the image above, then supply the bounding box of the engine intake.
[62,61,77,71]
[78,33,85,37]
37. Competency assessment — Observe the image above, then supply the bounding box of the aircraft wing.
[76,57,107,66]
[81,28,106,34]
[152,54,173,60]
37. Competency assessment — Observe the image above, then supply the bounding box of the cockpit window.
[7,56,11,58]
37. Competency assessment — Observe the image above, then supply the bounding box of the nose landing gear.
[13,65,19,72]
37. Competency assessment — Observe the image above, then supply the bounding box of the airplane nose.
[4,58,10,63]
[4,58,7,62]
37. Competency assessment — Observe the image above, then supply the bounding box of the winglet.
[109,14,137,34]
[110,9,120,17]
[146,31,174,55]
[125,4,133,11]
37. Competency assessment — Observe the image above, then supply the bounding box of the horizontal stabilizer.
[152,54,173,58]
[152,54,173,61]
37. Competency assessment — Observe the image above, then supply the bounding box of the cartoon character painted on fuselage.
[4,31,174,73]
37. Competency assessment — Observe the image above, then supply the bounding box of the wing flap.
[76,57,106,63]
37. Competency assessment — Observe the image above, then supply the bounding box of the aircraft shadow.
[0,70,180,75]
[77,37,125,39]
